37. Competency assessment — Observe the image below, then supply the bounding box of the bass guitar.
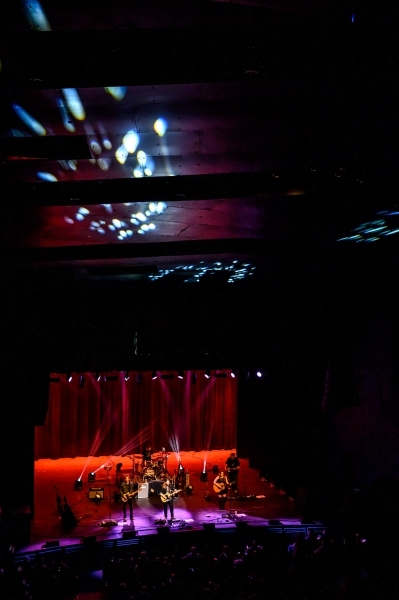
[121,489,141,502]
[160,489,182,503]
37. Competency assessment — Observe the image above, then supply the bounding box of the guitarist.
[225,452,240,493]
[120,475,135,522]
[213,470,229,509]
[160,479,176,521]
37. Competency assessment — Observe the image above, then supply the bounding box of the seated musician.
[160,479,178,521]
[120,475,135,522]
[213,470,229,509]
[225,452,240,493]
[142,444,152,466]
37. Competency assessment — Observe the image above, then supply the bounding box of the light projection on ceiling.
[13,104,47,136]
[62,88,86,121]
[23,0,51,31]
[148,261,256,283]
[8,80,171,181]
[337,211,399,243]
[105,87,127,101]
[62,201,166,241]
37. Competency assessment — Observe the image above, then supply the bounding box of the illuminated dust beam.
[79,407,121,481]
[115,424,154,457]
[114,422,154,455]
[78,374,122,478]
[204,420,214,455]
[158,378,181,459]
[188,377,215,420]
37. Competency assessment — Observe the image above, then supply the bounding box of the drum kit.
[126,449,170,483]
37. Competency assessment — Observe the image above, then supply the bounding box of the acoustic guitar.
[213,480,229,494]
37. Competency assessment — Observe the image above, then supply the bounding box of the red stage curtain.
[35,371,237,459]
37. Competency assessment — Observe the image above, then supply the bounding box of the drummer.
[142,444,153,467]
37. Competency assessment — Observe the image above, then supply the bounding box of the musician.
[176,460,185,488]
[142,444,152,466]
[213,470,229,509]
[160,479,175,520]
[225,452,240,493]
[120,475,135,522]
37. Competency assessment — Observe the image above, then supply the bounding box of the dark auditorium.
[1,2,399,598]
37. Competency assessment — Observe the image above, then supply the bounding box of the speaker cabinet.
[88,487,104,499]
[44,540,60,548]
[157,526,170,535]
[122,527,137,539]
[137,482,149,498]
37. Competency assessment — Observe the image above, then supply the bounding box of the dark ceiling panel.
[0,135,91,160]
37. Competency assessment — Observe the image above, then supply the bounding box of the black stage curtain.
[35,371,237,459]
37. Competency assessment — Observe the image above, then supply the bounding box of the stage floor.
[27,449,302,552]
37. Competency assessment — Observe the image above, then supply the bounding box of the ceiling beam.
[7,170,394,209]
[1,23,396,91]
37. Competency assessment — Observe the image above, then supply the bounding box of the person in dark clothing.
[225,453,240,493]
[160,479,177,520]
[142,445,152,463]
[120,475,135,522]
[213,470,229,509]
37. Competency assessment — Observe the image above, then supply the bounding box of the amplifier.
[89,487,104,499]
[137,482,149,498]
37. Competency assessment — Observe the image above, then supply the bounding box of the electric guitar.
[160,489,182,503]
[121,489,140,502]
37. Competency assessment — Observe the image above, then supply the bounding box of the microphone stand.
[100,465,117,527]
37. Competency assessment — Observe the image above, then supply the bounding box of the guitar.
[121,489,140,502]
[160,489,182,503]
[213,480,229,494]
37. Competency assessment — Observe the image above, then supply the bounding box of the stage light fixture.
[136,373,142,385]
[191,372,197,384]
[124,371,130,381]
[67,373,73,383]
[79,375,85,388]
[152,371,157,380]
[231,370,237,378]
[200,460,208,481]
[205,370,211,379]
[178,371,184,379]
[95,372,101,381]
[74,478,83,490]
[256,371,262,378]
[88,472,95,482]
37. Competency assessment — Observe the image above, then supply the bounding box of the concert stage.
[24,449,304,553]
